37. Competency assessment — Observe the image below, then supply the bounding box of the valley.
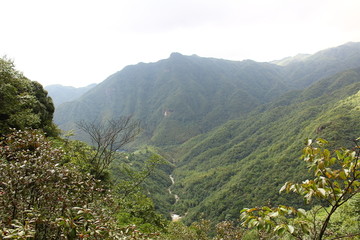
[168,175,182,221]
[51,42,360,225]
[2,0,360,237]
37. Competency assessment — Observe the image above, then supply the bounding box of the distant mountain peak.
[45,83,97,107]
[271,53,311,66]
[343,41,359,47]
[169,52,184,58]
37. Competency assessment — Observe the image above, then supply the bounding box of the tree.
[57,129,169,235]
[240,138,360,240]
[76,116,141,179]
[112,153,169,233]
[0,57,58,136]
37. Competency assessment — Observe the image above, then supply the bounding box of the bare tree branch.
[77,116,141,178]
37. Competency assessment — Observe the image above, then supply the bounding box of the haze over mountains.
[45,83,96,106]
[53,42,360,223]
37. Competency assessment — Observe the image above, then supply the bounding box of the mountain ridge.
[52,42,360,222]
[171,66,360,223]
[55,42,360,146]
[55,52,288,145]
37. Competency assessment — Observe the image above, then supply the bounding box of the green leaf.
[268,211,279,218]
[297,208,307,217]
[287,224,295,234]
[274,225,286,235]
[317,188,326,197]
[240,208,248,213]
[262,206,272,211]
[316,138,328,146]
[248,218,257,228]
[279,182,288,193]
[339,171,347,180]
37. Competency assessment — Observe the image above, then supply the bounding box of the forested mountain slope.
[55,43,360,147]
[281,42,360,88]
[55,53,287,145]
[171,67,360,223]
[53,42,360,224]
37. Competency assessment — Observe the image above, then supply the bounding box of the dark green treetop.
[0,57,57,136]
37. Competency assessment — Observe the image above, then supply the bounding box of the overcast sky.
[1,0,360,87]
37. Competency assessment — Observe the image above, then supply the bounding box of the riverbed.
[168,174,182,221]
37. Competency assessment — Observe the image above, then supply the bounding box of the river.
[168,174,182,221]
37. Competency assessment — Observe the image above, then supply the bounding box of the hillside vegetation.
[52,43,360,225]
[55,53,288,146]
[55,43,360,148]
[172,67,360,223]
[0,57,57,136]
[2,43,358,238]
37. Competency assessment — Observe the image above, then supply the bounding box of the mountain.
[54,53,288,146]
[271,53,311,66]
[282,42,360,88]
[53,42,360,222]
[45,83,96,107]
[54,43,360,143]
[171,67,360,223]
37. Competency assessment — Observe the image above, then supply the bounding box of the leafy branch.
[241,138,360,240]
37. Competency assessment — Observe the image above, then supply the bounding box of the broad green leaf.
[268,211,279,218]
[297,208,307,217]
[262,206,272,211]
[339,171,347,180]
[287,224,295,234]
[274,225,286,235]
[317,188,326,197]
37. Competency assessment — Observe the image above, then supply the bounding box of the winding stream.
[168,174,182,221]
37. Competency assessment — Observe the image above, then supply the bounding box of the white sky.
[1,0,360,87]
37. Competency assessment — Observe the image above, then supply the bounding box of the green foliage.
[35,43,360,234]
[55,53,288,147]
[162,220,245,240]
[171,68,360,224]
[115,191,168,234]
[55,43,360,148]
[0,129,127,239]
[58,137,96,172]
[327,193,360,238]
[0,57,58,136]
[51,45,360,227]
[112,153,166,196]
[52,131,173,235]
[52,135,172,234]
[162,221,200,239]
[110,150,174,227]
[282,42,360,88]
[240,138,360,239]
